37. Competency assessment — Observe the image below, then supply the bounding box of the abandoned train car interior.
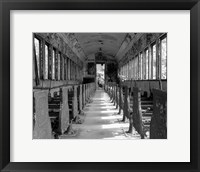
[33,33,167,139]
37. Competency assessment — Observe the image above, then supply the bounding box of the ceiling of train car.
[74,33,127,60]
[61,33,138,62]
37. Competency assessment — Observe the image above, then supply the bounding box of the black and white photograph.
[33,33,167,139]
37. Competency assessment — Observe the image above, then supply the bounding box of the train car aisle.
[61,89,140,139]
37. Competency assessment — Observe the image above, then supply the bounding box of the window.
[145,49,149,80]
[133,58,135,79]
[52,49,56,80]
[122,65,124,77]
[127,63,129,79]
[124,65,126,78]
[55,51,58,80]
[123,65,125,77]
[128,61,130,79]
[161,36,167,79]
[140,53,143,80]
[143,52,146,80]
[57,53,60,80]
[59,53,63,80]
[123,64,125,79]
[62,55,64,80]
[125,64,126,78]
[34,38,40,78]
[72,62,75,80]
[64,57,67,80]
[73,62,75,80]
[48,46,52,80]
[126,63,128,79]
[44,44,49,79]
[129,61,132,80]
[132,59,134,79]
[70,61,73,80]
[75,65,77,80]
[76,66,78,80]
[135,56,138,80]
[67,58,69,80]
[149,47,152,79]
[152,43,156,79]
[125,63,127,79]
[138,54,140,79]
[129,60,133,79]
[68,58,70,80]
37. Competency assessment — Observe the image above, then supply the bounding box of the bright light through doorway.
[96,64,105,89]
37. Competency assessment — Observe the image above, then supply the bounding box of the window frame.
[160,34,167,80]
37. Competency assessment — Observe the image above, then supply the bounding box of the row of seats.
[33,82,96,139]
[105,81,167,139]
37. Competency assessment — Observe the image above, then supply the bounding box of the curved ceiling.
[74,33,127,59]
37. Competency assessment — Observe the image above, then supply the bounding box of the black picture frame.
[0,0,199,171]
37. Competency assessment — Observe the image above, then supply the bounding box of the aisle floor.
[61,89,140,139]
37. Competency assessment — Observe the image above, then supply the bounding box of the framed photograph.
[0,0,199,171]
